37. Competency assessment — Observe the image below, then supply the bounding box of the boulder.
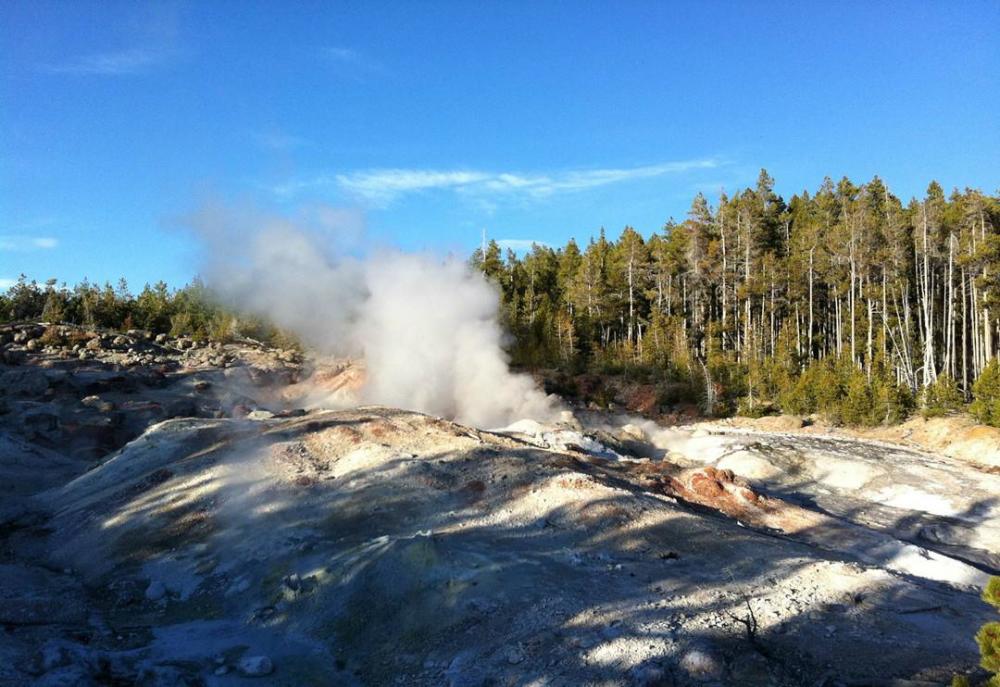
[0,369,49,396]
[237,656,274,677]
[2,348,26,365]
[22,410,60,440]
[81,396,115,413]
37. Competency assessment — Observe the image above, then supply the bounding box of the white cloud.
[42,48,174,76]
[0,278,16,290]
[0,236,59,251]
[299,159,721,206]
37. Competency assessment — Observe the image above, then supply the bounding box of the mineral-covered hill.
[1,323,997,686]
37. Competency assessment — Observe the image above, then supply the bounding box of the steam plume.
[188,203,557,428]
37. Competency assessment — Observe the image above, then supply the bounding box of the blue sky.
[2,0,998,290]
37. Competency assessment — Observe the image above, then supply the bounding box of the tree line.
[0,276,295,348]
[4,170,999,427]
[471,171,1000,426]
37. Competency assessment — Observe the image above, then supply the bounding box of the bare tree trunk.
[721,218,728,349]
[921,203,936,386]
[808,246,815,358]
[961,267,969,394]
[850,233,857,366]
[627,251,634,344]
[866,295,874,379]
[769,276,776,357]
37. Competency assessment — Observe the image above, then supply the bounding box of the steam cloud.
[188,203,558,428]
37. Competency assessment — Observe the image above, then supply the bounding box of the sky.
[2,0,998,290]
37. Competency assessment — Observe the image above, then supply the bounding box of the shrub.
[207,313,235,343]
[778,372,816,415]
[921,374,964,418]
[37,326,66,347]
[873,377,914,425]
[972,359,1000,427]
[736,396,774,418]
[169,311,194,338]
[976,577,1000,686]
[841,371,877,426]
[814,360,848,423]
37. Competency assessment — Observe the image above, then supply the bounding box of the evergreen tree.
[971,359,1000,426]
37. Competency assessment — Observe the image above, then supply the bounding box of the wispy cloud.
[41,48,176,76]
[251,129,308,152]
[0,236,59,251]
[318,46,384,80]
[272,158,724,205]
[0,278,16,290]
[322,47,363,63]
[278,158,722,205]
[337,170,491,202]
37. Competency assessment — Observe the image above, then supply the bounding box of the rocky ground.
[1,323,997,686]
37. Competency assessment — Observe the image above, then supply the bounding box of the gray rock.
[504,645,525,665]
[2,347,26,364]
[237,655,274,677]
[136,664,198,686]
[144,580,166,602]
[445,651,480,687]
[679,643,725,681]
[40,643,74,672]
[23,411,60,439]
[81,396,115,413]
[0,564,89,625]
[1,369,49,396]
[32,665,96,687]
[631,662,671,686]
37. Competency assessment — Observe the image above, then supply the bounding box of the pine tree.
[921,374,964,418]
[971,359,1000,426]
[841,371,876,426]
[972,577,1000,686]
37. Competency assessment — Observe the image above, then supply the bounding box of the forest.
[4,171,1000,427]
[471,171,1000,426]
